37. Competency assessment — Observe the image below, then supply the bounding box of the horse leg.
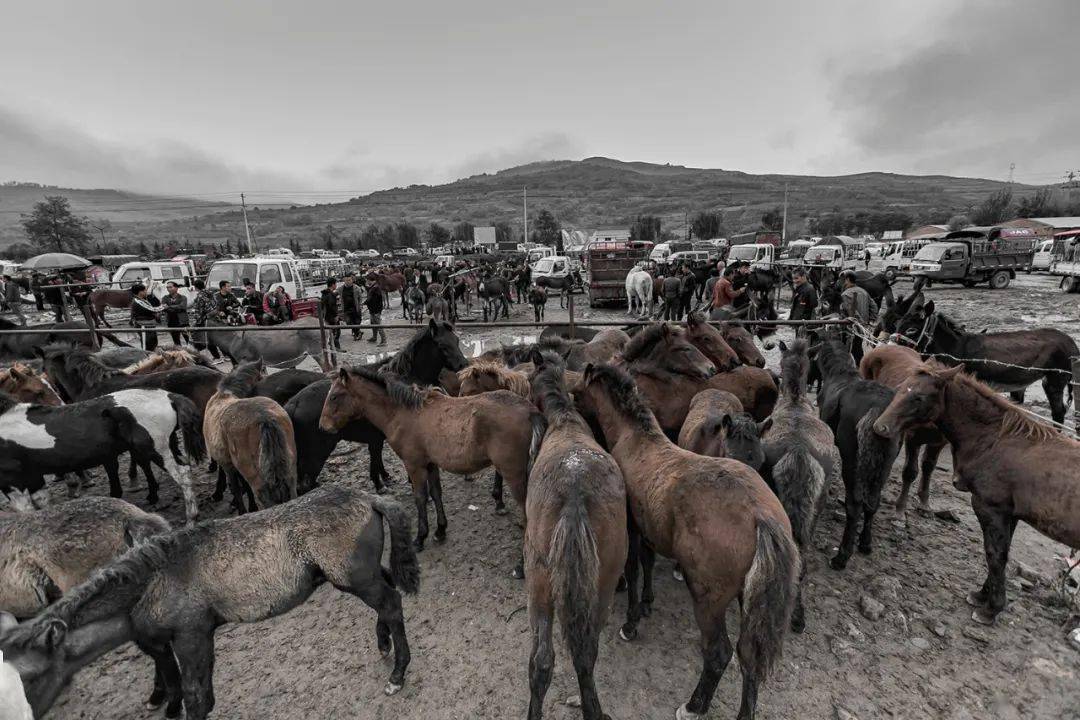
[138,459,159,507]
[136,640,183,718]
[103,456,123,499]
[916,442,945,511]
[830,464,862,570]
[858,460,888,555]
[226,469,246,515]
[639,541,656,617]
[568,614,606,720]
[211,466,226,502]
[619,518,643,641]
[968,497,1017,625]
[428,464,448,543]
[127,454,141,489]
[172,630,216,720]
[894,439,920,514]
[1043,375,1068,424]
[409,465,431,551]
[368,439,388,493]
[1009,389,1025,405]
[160,453,198,526]
[681,607,734,719]
[527,607,555,720]
[491,471,506,515]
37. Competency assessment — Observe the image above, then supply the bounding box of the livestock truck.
[585,241,651,307]
[908,228,1035,289]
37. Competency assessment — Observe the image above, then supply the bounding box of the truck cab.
[112,261,197,301]
[649,241,692,266]
[205,256,318,318]
[777,240,815,266]
[910,229,1032,289]
[526,246,556,267]
[726,243,775,269]
[802,236,865,271]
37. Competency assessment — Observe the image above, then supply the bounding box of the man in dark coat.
[321,276,342,350]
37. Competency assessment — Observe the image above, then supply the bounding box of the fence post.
[59,287,72,322]
[79,304,101,350]
[317,311,332,370]
[568,290,575,339]
[1072,359,1080,431]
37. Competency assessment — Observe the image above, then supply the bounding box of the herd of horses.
[1,281,1080,719]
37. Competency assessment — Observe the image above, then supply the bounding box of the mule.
[286,320,469,494]
[528,285,547,322]
[319,366,545,553]
[873,363,1080,624]
[859,343,948,513]
[758,340,840,632]
[677,389,764,470]
[894,300,1077,423]
[525,354,627,720]
[814,335,902,570]
[0,485,420,719]
[0,388,204,519]
[458,362,531,398]
[573,364,799,720]
[0,364,62,405]
[204,361,297,514]
[204,316,331,371]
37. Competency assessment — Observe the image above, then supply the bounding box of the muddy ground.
[30,274,1080,719]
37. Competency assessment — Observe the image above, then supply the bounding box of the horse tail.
[738,515,799,681]
[856,408,900,500]
[526,412,548,477]
[771,445,826,548]
[169,394,205,465]
[258,421,296,506]
[370,494,421,594]
[550,487,601,666]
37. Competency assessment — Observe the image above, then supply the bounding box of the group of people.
[0,272,94,325]
[319,272,387,350]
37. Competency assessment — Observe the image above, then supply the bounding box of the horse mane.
[726,412,760,440]
[218,361,264,397]
[621,323,671,364]
[816,337,858,379]
[123,352,193,374]
[779,339,811,399]
[56,345,123,385]
[346,365,426,410]
[458,362,530,398]
[531,355,579,425]
[3,529,197,648]
[584,364,663,437]
[937,365,1057,442]
[382,325,432,377]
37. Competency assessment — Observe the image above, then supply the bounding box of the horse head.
[0,610,77,719]
[0,363,63,406]
[873,363,962,437]
[622,323,716,380]
[684,313,740,371]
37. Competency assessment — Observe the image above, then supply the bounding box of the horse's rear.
[677,389,743,458]
[858,343,924,387]
[707,365,777,421]
[211,396,297,509]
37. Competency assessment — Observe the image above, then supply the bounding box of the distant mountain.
[0,183,236,246]
[2,159,1030,250]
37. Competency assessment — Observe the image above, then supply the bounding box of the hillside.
[0,182,235,247]
[3,159,1030,251]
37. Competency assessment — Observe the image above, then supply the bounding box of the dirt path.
[33,278,1080,719]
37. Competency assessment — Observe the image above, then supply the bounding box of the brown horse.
[579,328,631,366]
[874,363,1080,625]
[203,361,297,513]
[677,389,765,470]
[88,288,132,327]
[525,355,626,720]
[719,322,766,368]
[319,366,546,551]
[457,362,531,398]
[0,363,62,405]
[573,364,798,720]
[367,270,408,318]
[123,348,210,375]
[684,312,740,371]
[859,344,948,512]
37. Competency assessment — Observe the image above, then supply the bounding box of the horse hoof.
[511,565,525,580]
[619,626,637,642]
[858,544,872,555]
[970,608,998,626]
[965,591,987,608]
[384,681,403,696]
[494,506,507,516]
[165,702,183,719]
[376,486,390,495]
[675,703,704,720]
[434,530,447,544]
[829,554,849,571]
[790,616,806,634]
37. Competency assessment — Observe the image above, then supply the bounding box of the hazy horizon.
[2,0,1076,202]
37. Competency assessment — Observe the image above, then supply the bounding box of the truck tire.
[989,270,1010,289]
[1063,277,1079,294]
[884,268,897,282]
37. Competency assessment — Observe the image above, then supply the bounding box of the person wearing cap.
[129,283,163,351]
[320,276,342,350]
[840,270,877,365]
[242,279,264,324]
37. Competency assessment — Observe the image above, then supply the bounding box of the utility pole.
[1008,163,1015,185]
[781,181,789,241]
[241,192,254,254]
[523,186,528,245]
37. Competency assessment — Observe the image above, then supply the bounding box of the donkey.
[286,320,469,493]
[859,343,948,513]
[204,360,297,514]
[0,364,62,405]
[814,334,902,569]
[678,389,765,471]
[573,364,798,720]
[1,497,170,619]
[528,284,547,322]
[319,366,546,555]
[758,340,841,633]
[525,354,627,720]
[0,485,420,719]
[0,388,204,519]
[874,363,1080,624]
[895,300,1077,423]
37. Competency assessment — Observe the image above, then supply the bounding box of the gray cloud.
[832,0,1080,180]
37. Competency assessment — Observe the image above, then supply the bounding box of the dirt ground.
[34,274,1080,720]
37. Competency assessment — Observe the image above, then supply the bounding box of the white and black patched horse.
[0,388,205,520]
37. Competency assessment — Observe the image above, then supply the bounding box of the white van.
[112,261,197,301]
[669,250,712,266]
[1031,239,1054,271]
[526,246,556,266]
[207,256,308,300]
[726,243,776,269]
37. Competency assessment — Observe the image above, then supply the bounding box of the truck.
[205,256,319,319]
[649,240,692,266]
[1048,229,1080,291]
[726,243,776,269]
[908,228,1035,289]
[586,241,651,307]
[801,236,866,272]
[868,236,942,280]
[112,260,199,301]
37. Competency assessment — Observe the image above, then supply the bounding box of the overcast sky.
[1,0,1075,200]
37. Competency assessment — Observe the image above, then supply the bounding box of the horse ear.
[660,323,672,338]
[756,417,773,436]
[337,368,350,384]
[529,347,544,367]
[40,617,68,650]
[583,363,595,383]
[32,345,46,360]
[428,318,438,332]
[937,365,964,382]
[923,300,935,315]
[720,414,733,433]
[8,364,25,380]
[778,340,788,353]
[686,313,698,328]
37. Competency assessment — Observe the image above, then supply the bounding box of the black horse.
[0,317,97,360]
[286,319,469,493]
[819,270,896,318]
[478,274,512,321]
[813,334,901,570]
[895,300,1077,423]
[254,369,325,405]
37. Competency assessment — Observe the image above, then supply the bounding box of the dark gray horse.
[204,316,329,370]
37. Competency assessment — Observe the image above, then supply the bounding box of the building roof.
[590,227,630,237]
[1029,217,1080,229]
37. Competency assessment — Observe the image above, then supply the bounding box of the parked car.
[112,261,198,301]
[1031,239,1054,271]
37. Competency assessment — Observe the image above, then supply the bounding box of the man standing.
[679,265,697,319]
[840,270,877,365]
[161,281,189,345]
[365,278,387,346]
[788,268,818,322]
[129,283,163,351]
[321,276,342,351]
[214,280,241,320]
[189,279,222,359]
[661,272,682,321]
[711,264,744,311]
[1,275,25,325]
[340,272,365,341]
[44,277,65,322]
[242,280,264,325]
